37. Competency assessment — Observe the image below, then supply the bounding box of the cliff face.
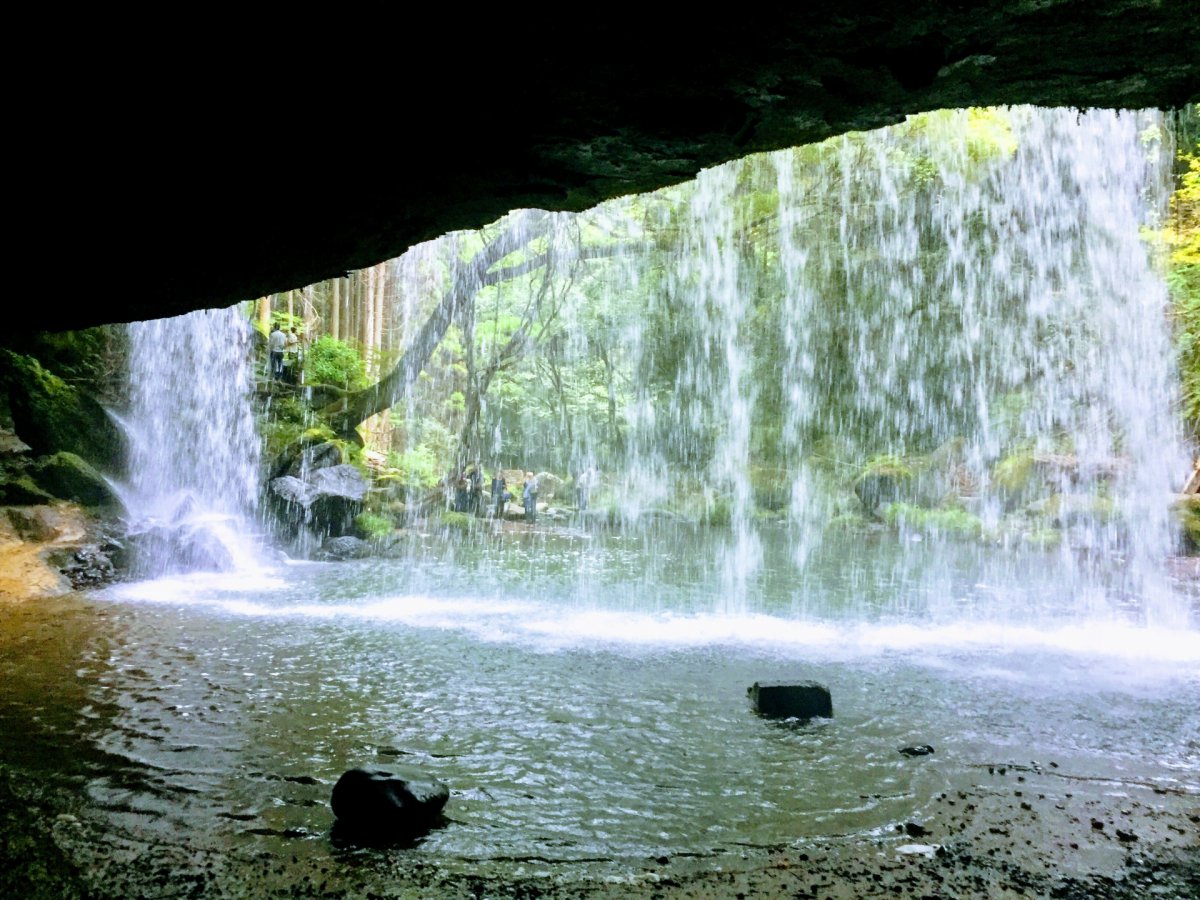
[14,3,1199,332]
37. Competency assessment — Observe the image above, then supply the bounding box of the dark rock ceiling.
[21,2,1198,333]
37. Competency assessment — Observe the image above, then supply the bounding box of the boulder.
[853,456,914,514]
[319,535,371,560]
[0,351,126,468]
[748,680,833,719]
[0,473,56,505]
[269,464,368,540]
[33,452,120,508]
[286,440,343,478]
[534,471,563,500]
[330,767,449,837]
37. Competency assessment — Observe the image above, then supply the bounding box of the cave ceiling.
[22,3,1198,333]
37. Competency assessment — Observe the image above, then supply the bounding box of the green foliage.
[385,445,441,490]
[261,397,311,460]
[270,311,305,333]
[304,336,369,390]
[1174,497,1200,551]
[437,510,474,532]
[1164,138,1200,435]
[354,512,394,540]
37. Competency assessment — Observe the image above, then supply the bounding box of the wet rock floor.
[3,761,1196,899]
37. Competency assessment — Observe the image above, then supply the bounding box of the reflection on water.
[2,529,1196,865]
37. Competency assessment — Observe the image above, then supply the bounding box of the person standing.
[268,324,286,379]
[285,328,302,384]
[467,462,483,514]
[522,471,538,523]
[491,471,510,517]
[576,464,596,511]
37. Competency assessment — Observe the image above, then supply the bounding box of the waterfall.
[484,105,1186,625]
[121,306,263,575]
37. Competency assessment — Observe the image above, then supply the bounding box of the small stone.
[1115,829,1137,843]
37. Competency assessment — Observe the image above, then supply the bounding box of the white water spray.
[121,306,263,575]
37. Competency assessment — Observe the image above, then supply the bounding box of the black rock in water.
[319,535,371,561]
[748,680,833,719]
[331,767,449,837]
[899,745,935,757]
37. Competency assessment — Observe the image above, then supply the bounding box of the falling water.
[574,106,1188,623]
[122,306,263,575]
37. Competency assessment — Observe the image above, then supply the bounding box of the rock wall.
[10,3,1198,334]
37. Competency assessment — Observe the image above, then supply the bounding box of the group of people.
[483,469,540,522]
[453,465,601,523]
[451,466,542,523]
[267,324,304,383]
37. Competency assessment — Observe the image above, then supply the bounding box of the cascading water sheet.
[122,306,262,575]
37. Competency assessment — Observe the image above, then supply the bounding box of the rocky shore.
[2,755,1195,899]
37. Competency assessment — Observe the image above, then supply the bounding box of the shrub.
[305,336,369,391]
[354,512,394,540]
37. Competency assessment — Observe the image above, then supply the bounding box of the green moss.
[1039,493,1117,525]
[0,351,125,468]
[882,502,983,538]
[700,496,732,527]
[1022,528,1062,551]
[826,511,869,531]
[438,510,474,532]
[993,450,1036,495]
[0,474,56,505]
[749,466,790,511]
[1173,496,1200,552]
[853,454,916,512]
[33,452,119,508]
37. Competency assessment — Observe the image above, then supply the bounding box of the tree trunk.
[323,211,549,437]
[330,278,340,342]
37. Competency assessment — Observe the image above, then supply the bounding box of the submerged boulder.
[331,767,449,838]
[748,680,833,719]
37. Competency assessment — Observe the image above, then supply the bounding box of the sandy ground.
[2,758,1196,899]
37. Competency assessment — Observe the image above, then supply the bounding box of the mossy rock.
[32,452,120,508]
[993,450,1038,507]
[827,511,870,531]
[0,351,126,468]
[0,473,56,505]
[1022,527,1062,551]
[1173,496,1200,552]
[882,502,983,539]
[853,455,915,513]
[750,466,790,512]
[1035,493,1117,526]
